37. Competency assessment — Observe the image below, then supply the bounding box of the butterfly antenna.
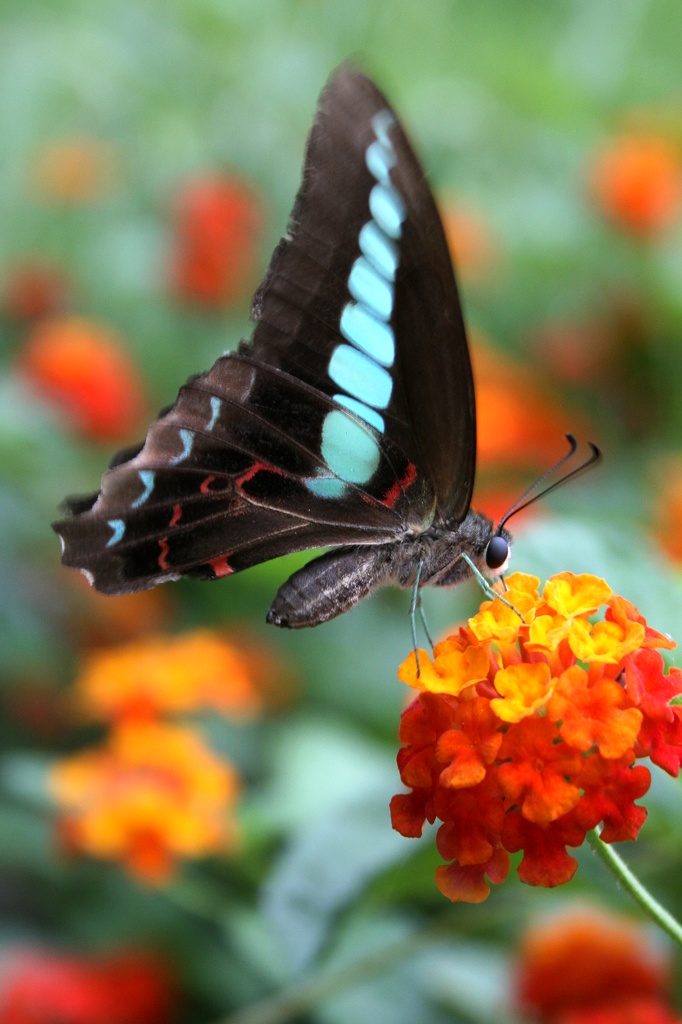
[497,434,601,531]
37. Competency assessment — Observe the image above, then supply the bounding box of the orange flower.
[391,572,681,903]
[0,947,174,1024]
[652,454,682,564]
[441,201,498,281]
[19,316,146,442]
[470,335,589,475]
[50,721,240,884]
[168,175,263,308]
[73,629,267,722]
[1,260,69,321]
[31,138,118,204]
[515,906,675,1023]
[589,134,682,237]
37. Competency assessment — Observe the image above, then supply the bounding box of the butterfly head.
[485,531,511,575]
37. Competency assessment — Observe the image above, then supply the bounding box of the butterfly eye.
[486,534,509,572]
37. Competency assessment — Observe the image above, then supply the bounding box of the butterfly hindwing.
[56,353,429,593]
[54,66,477,598]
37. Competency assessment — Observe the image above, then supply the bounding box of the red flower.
[391,572,680,902]
[515,906,677,1023]
[168,175,263,308]
[2,261,69,321]
[0,948,173,1024]
[589,134,682,237]
[19,316,147,442]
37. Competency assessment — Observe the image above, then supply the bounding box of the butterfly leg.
[409,561,427,675]
[459,553,524,621]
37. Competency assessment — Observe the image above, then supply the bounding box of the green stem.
[587,828,682,948]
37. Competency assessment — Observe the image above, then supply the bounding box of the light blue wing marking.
[328,344,393,408]
[321,410,381,484]
[369,183,405,240]
[347,257,394,321]
[169,428,194,465]
[371,110,396,148]
[207,396,221,431]
[333,393,385,433]
[106,519,126,547]
[131,470,155,509]
[305,476,348,499]
[365,140,395,185]
[359,221,399,282]
[340,304,395,367]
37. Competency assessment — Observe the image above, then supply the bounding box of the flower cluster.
[0,947,173,1024]
[515,905,678,1024]
[49,629,280,883]
[391,572,681,903]
[52,720,239,885]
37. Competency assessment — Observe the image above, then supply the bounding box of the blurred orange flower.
[472,336,584,468]
[652,454,682,564]
[441,201,498,281]
[589,134,682,237]
[515,906,676,1023]
[31,138,118,204]
[470,335,588,521]
[19,316,147,442]
[73,629,268,722]
[51,721,240,884]
[1,260,69,321]
[168,175,263,308]
[0,948,173,1024]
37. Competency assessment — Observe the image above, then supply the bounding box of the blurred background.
[1,0,681,1021]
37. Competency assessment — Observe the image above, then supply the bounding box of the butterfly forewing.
[54,66,477,598]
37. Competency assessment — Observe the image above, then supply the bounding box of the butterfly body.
[54,66,513,621]
[267,511,508,628]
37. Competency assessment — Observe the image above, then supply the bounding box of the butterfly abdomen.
[267,544,393,628]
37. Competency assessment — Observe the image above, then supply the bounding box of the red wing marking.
[158,538,170,570]
[200,475,216,494]
[170,504,182,527]
[207,554,234,578]
[236,461,285,490]
[382,462,418,509]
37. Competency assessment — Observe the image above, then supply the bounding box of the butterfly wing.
[250,66,476,519]
[54,66,476,595]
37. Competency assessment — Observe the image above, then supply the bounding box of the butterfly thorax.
[266,511,511,629]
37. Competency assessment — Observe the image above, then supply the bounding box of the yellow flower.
[490,663,555,723]
[527,614,571,653]
[398,637,489,696]
[542,573,613,617]
[568,618,646,664]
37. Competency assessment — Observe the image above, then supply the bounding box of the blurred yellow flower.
[74,629,267,722]
[51,721,240,884]
[30,138,118,203]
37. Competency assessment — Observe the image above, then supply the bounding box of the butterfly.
[53,66,597,631]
